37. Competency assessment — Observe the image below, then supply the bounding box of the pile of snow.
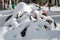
[50,6,60,11]
[0,2,59,40]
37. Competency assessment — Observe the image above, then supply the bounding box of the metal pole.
[57,0,59,6]
[9,0,12,9]
[30,0,31,3]
[16,0,18,4]
[2,0,4,9]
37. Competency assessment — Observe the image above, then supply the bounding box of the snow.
[50,6,60,11]
[0,14,60,40]
[41,6,49,12]
[0,2,60,40]
[0,10,13,15]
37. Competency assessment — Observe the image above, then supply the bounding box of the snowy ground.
[0,11,60,40]
[0,3,60,40]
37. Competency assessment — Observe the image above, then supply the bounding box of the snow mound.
[0,2,59,40]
